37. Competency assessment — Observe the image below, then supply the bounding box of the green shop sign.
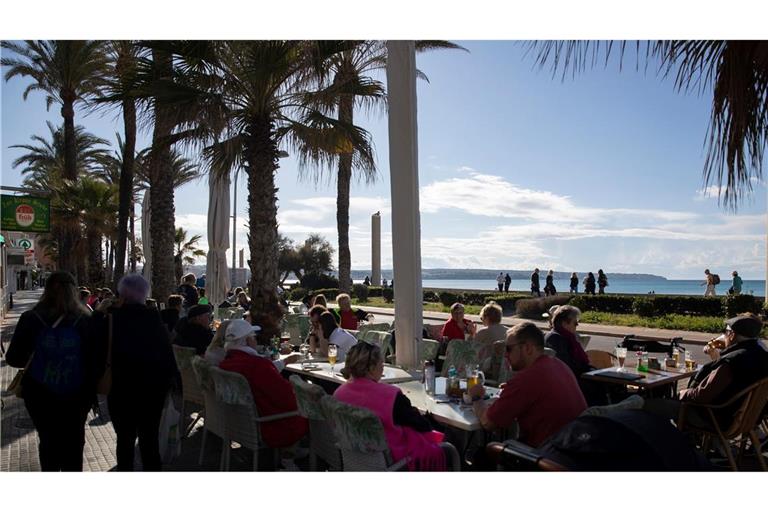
[1,195,51,233]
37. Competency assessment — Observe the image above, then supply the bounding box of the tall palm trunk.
[336,93,354,293]
[244,117,280,302]
[148,48,177,301]
[59,92,78,274]
[87,231,104,286]
[113,97,137,288]
[107,238,114,284]
[129,202,137,272]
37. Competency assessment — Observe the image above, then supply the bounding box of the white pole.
[232,170,237,287]
[386,41,423,370]
[372,212,381,286]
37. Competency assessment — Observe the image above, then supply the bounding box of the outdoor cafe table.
[581,363,699,398]
[284,362,417,386]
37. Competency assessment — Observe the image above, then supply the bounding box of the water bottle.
[424,360,436,395]
[447,365,459,397]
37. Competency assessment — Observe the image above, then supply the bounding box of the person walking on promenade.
[569,272,578,294]
[6,271,99,471]
[729,271,743,296]
[544,270,557,296]
[597,269,609,294]
[584,272,596,295]
[93,274,179,471]
[701,269,718,297]
[504,273,512,293]
[496,272,504,292]
[530,268,541,297]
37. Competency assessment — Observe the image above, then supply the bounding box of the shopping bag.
[158,393,182,464]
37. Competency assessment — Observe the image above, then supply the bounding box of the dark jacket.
[173,317,214,356]
[7,308,102,402]
[92,304,178,398]
[531,272,540,288]
[159,308,180,335]
[544,330,591,377]
[177,284,199,309]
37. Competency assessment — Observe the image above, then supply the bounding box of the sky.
[2,40,766,280]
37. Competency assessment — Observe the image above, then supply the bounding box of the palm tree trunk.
[59,93,79,275]
[129,201,137,272]
[113,97,136,288]
[87,232,104,286]
[336,94,354,293]
[148,48,177,301]
[107,238,114,284]
[244,117,280,303]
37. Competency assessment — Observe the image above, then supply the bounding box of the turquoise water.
[421,278,766,297]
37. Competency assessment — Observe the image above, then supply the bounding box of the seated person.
[317,311,356,362]
[644,313,768,428]
[204,320,230,366]
[311,294,328,308]
[334,341,447,470]
[305,304,327,351]
[544,305,591,377]
[236,291,251,311]
[197,288,209,305]
[440,302,477,341]
[173,304,214,355]
[177,274,199,310]
[219,319,306,449]
[469,322,587,448]
[160,294,183,334]
[331,293,372,330]
[473,302,507,344]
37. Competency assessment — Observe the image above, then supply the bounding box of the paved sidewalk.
[360,305,714,345]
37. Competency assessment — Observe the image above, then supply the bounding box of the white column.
[386,41,423,370]
[372,212,381,286]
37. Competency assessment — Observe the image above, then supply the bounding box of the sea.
[419,278,766,297]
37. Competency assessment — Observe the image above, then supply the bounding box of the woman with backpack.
[6,271,101,471]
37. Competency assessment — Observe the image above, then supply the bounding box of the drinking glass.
[615,347,627,370]
[299,343,310,369]
[328,345,338,374]
[685,351,695,371]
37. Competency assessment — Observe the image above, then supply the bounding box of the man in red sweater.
[218,319,307,449]
[469,321,587,448]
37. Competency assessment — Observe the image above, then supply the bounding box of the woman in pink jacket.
[334,341,446,471]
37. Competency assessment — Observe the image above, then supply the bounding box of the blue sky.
[2,41,765,279]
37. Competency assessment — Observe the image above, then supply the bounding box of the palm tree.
[174,227,205,283]
[526,41,768,209]
[1,40,109,182]
[95,40,142,288]
[304,41,466,292]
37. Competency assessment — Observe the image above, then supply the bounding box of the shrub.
[300,272,339,291]
[724,294,761,317]
[570,294,635,314]
[311,288,340,300]
[289,287,307,302]
[423,290,440,303]
[439,291,463,307]
[382,288,394,303]
[632,297,656,318]
[485,294,531,315]
[514,295,570,319]
[649,296,723,317]
[368,286,383,298]
[352,283,369,301]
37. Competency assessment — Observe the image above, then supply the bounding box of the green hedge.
[485,294,532,314]
[352,283,369,301]
[368,286,383,298]
[289,287,307,302]
[515,295,571,319]
[423,290,440,303]
[311,288,340,300]
[382,288,394,302]
[724,294,761,317]
[570,294,635,314]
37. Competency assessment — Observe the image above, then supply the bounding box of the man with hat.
[172,304,214,355]
[219,319,307,453]
[644,313,768,427]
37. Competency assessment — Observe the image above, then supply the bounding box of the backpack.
[27,312,85,396]
[712,274,721,285]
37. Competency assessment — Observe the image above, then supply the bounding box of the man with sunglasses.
[469,322,587,448]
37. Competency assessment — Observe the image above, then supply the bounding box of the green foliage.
[311,288,340,300]
[422,290,440,302]
[648,296,724,317]
[580,312,725,333]
[352,283,369,301]
[382,288,394,302]
[289,287,307,301]
[485,294,531,314]
[570,294,635,314]
[439,291,463,307]
[632,298,656,318]
[368,286,383,298]
[300,273,339,291]
[724,294,761,317]
[515,295,571,319]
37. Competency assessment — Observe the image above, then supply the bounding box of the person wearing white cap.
[218,319,307,450]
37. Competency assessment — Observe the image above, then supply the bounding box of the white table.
[395,380,501,432]
[285,362,417,385]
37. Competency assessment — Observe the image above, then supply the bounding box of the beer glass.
[328,344,338,374]
[615,347,627,370]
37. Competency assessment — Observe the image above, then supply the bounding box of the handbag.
[97,313,113,395]
[6,314,66,398]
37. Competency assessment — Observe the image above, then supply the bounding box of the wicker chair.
[209,366,301,471]
[362,330,393,358]
[172,345,205,436]
[418,339,440,362]
[190,356,228,470]
[357,322,392,338]
[289,375,342,471]
[678,376,768,471]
